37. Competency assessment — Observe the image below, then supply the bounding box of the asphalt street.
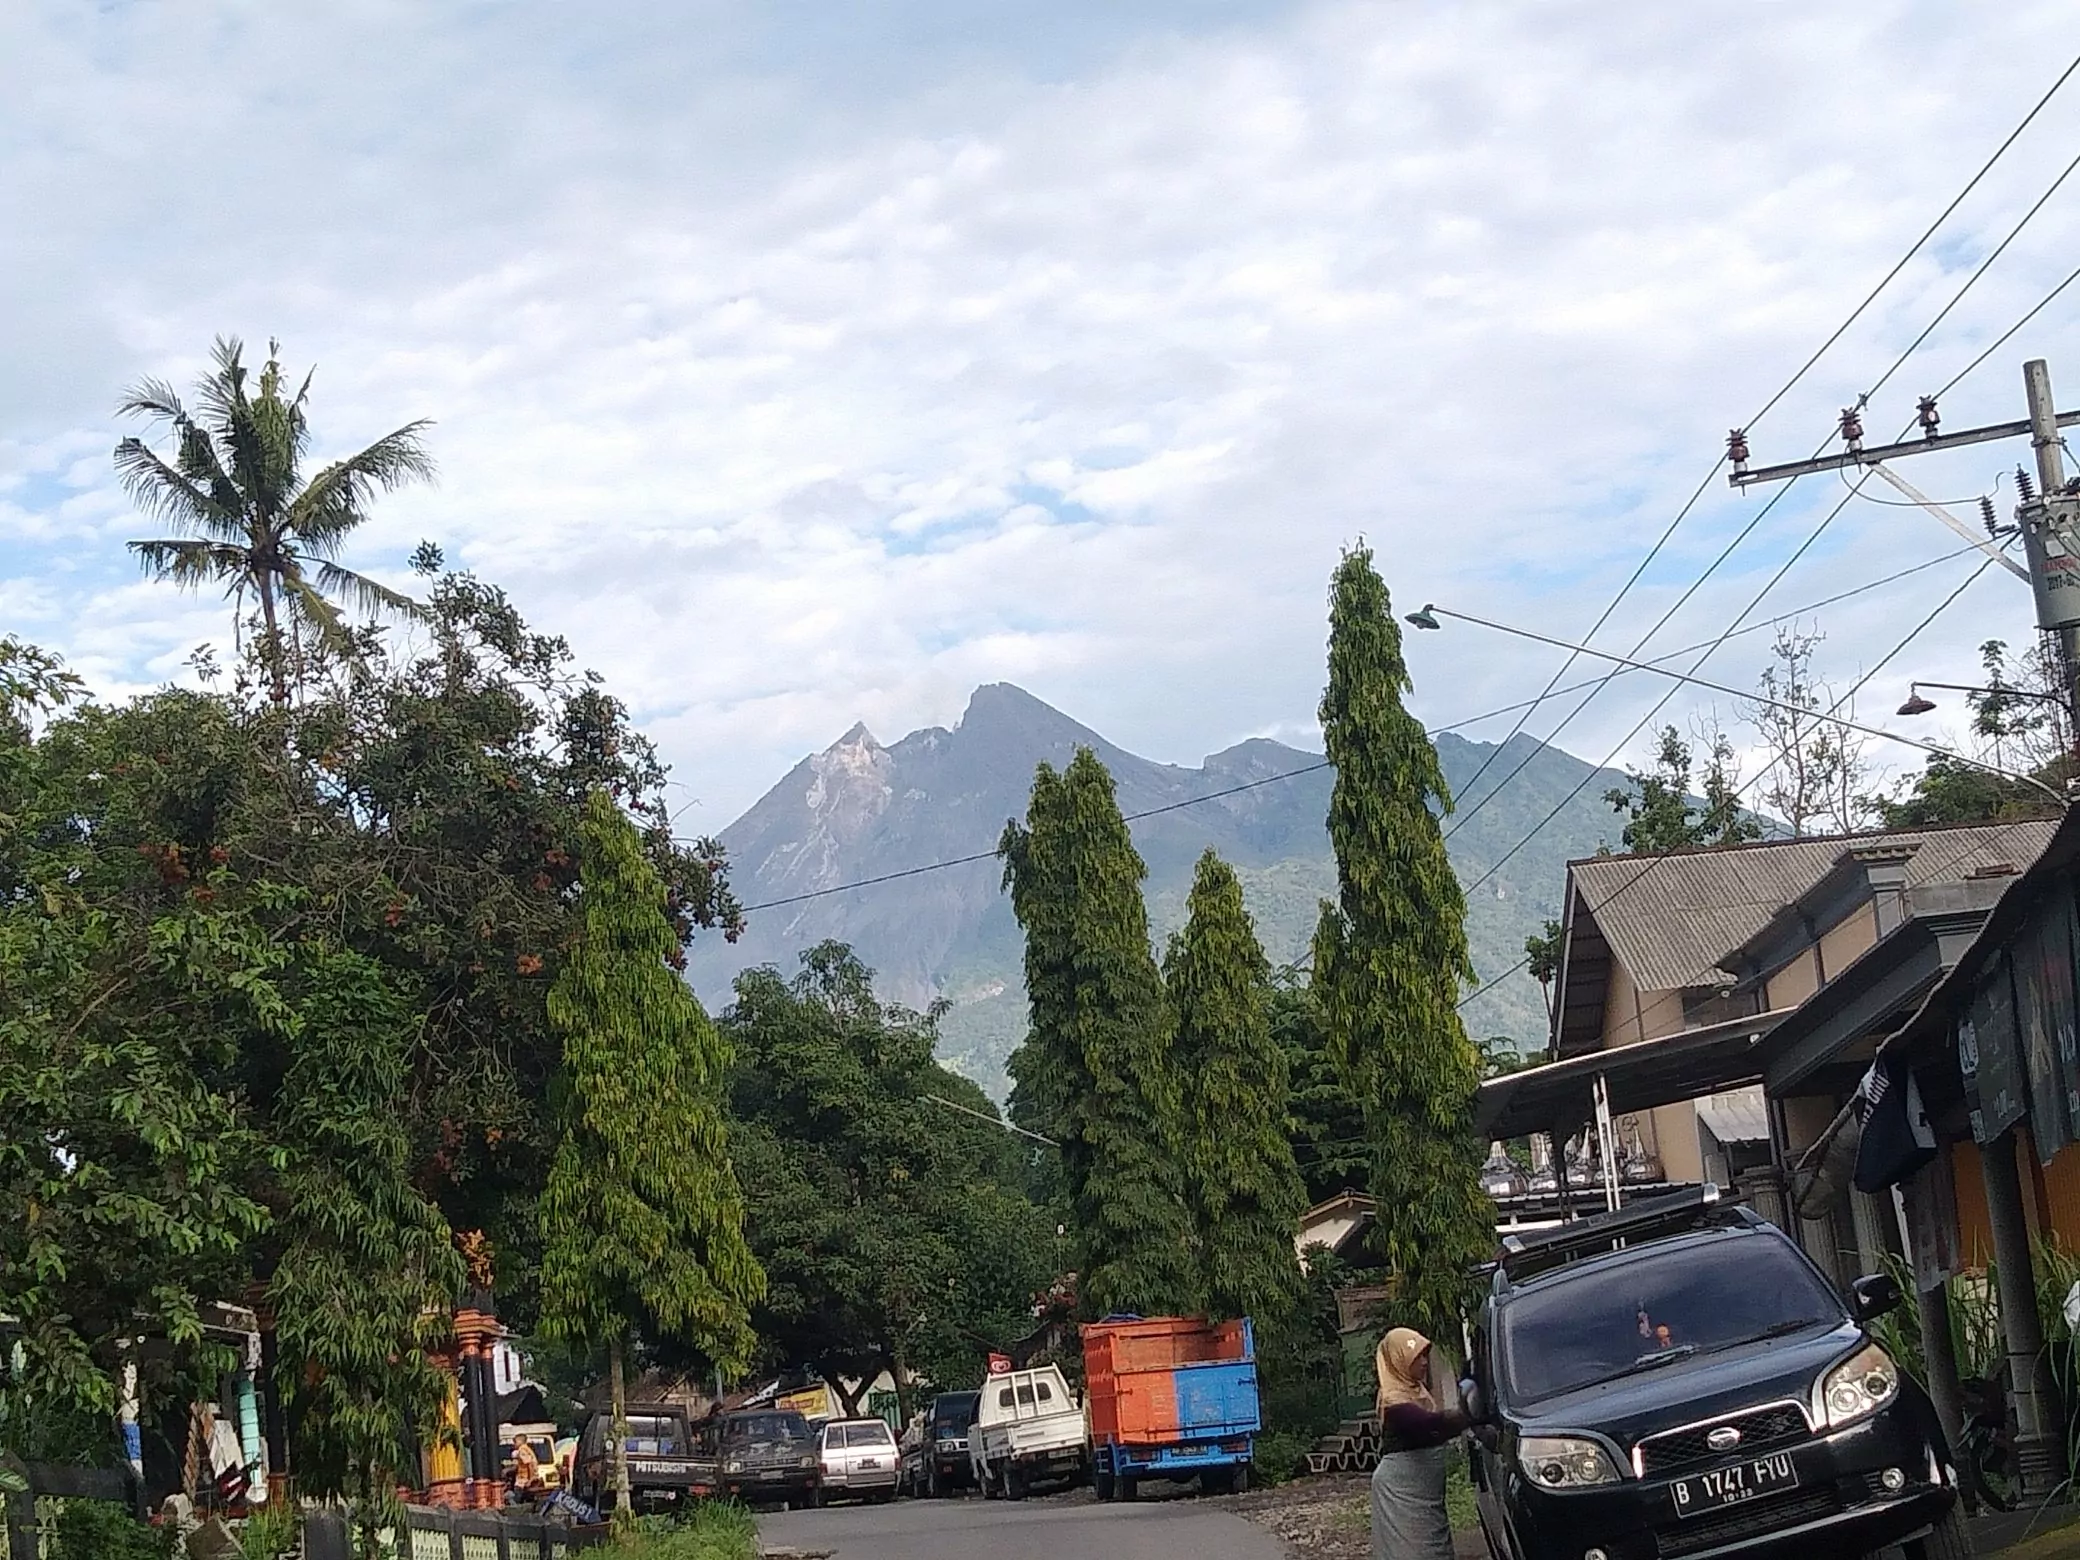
[759,1491,1290,1560]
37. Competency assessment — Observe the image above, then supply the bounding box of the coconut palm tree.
[116,336,435,704]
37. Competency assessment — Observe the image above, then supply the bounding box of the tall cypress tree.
[538,789,765,1518]
[1166,848,1307,1327]
[1001,747,1200,1318]
[1310,547,1492,1338]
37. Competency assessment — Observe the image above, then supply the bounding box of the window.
[1015,1384,1035,1407]
[852,1421,893,1446]
[997,1388,1014,1409]
[1035,1382,1052,1403]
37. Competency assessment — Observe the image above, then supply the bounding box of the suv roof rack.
[1497,1184,1740,1283]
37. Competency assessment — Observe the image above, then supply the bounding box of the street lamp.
[1895,681,2069,719]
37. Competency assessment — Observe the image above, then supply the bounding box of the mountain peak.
[829,719,881,752]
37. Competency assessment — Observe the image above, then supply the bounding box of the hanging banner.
[1897,1145,1962,1294]
[2017,885,2079,1163]
[1963,950,2027,1145]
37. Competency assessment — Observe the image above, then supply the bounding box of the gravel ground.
[1228,1475,1488,1559]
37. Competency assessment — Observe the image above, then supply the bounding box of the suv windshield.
[930,1393,978,1433]
[1500,1232,1842,1404]
[724,1412,810,1447]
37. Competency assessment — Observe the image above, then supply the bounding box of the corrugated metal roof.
[1569,818,2059,995]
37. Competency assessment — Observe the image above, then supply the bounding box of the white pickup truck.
[969,1364,1090,1499]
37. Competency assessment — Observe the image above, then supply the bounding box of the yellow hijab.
[1375,1327,1436,1417]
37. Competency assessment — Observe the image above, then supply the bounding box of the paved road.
[759,1491,1290,1560]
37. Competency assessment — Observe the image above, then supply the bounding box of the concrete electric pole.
[1731,358,2080,724]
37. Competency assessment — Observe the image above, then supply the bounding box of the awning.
[1477,1008,1793,1141]
[1696,1088,1770,1145]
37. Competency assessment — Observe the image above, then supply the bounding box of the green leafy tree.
[727,944,1055,1406]
[1165,850,1307,1327]
[117,337,433,704]
[1867,754,2056,827]
[1309,546,1491,1338]
[1604,725,1759,853]
[1525,917,1563,1027]
[1001,748,1199,1318]
[538,790,762,1519]
[1272,974,1369,1207]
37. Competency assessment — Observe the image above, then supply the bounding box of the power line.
[1931,258,2080,404]
[1440,52,2080,835]
[1434,537,1997,736]
[734,758,1333,912]
[1455,545,2013,1023]
[1445,115,2080,900]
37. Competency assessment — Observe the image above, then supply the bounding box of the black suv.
[1464,1188,1967,1560]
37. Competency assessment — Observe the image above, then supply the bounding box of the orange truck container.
[1082,1315,1259,1498]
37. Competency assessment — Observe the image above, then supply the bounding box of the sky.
[8,0,2080,834]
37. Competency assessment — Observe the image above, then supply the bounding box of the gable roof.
[1553,817,2059,1056]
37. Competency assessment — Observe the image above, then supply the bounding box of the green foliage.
[1310,547,1492,1338]
[1166,850,1307,1326]
[619,1503,759,1560]
[1001,748,1200,1318]
[116,336,434,704]
[1602,726,1760,854]
[50,1501,177,1560]
[236,1500,302,1560]
[538,790,764,1372]
[1867,753,2057,828]
[1274,976,1369,1206]
[727,943,1055,1399]
[268,945,462,1513]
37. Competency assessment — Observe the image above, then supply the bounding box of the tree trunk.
[610,1333,632,1524]
[257,575,289,706]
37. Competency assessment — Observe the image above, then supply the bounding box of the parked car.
[904,1390,981,1497]
[569,1404,712,1512]
[817,1417,901,1503]
[1085,1315,1259,1499]
[1464,1185,1967,1560]
[971,1365,1089,1499]
[711,1408,821,1508]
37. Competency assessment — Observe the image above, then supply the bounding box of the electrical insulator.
[1917,396,1940,440]
[1981,495,1999,536]
[1838,406,1864,448]
[1726,428,1750,469]
[2018,466,2038,503]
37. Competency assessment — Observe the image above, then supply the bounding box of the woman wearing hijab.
[1370,1327,1466,1560]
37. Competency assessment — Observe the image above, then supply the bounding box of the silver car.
[816,1417,901,1503]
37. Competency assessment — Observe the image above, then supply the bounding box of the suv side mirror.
[1850,1272,1903,1323]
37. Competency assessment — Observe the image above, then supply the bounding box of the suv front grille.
[1655,1487,1841,1557]
[1636,1403,1810,1478]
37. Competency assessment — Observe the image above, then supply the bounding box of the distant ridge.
[688,683,1633,1099]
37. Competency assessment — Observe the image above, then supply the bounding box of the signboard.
[986,1354,1013,1376]
[776,1383,831,1419]
[2024,495,2080,631]
[2016,886,2078,1162]
[1962,951,2027,1145]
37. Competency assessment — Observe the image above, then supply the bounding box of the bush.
[617,1501,759,1560]
[1250,1427,1314,1486]
[50,1500,175,1560]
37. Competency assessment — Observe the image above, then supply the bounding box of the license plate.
[1670,1452,1799,1517]
[859,1459,879,1468]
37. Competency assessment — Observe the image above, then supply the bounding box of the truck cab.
[970,1365,1089,1500]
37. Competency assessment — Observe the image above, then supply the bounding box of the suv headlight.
[1822,1343,1901,1428]
[1518,1435,1622,1489]
[724,1458,744,1473]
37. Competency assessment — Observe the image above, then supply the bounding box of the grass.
[1445,1447,1479,1532]
[616,1502,759,1560]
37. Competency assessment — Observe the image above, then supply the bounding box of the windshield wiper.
[1575,1344,1699,1390]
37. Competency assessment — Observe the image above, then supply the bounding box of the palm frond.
[313,560,427,621]
[290,423,437,553]
[128,538,253,593]
[282,570,358,656]
[115,376,190,424]
[112,439,240,537]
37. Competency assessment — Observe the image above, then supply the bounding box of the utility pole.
[1731,358,2080,723]
[2021,359,2080,720]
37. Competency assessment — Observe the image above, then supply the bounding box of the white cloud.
[6,0,2080,833]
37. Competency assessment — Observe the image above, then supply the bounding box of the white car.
[816,1417,901,1504]
[970,1366,1088,1500]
